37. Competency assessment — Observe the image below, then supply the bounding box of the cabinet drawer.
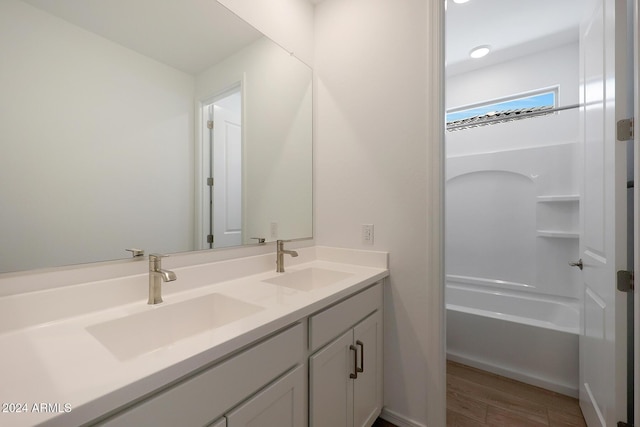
[309,282,382,352]
[226,365,305,426]
[101,323,303,427]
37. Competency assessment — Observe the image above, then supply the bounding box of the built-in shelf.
[537,195,580,203]
[536,230,579,239]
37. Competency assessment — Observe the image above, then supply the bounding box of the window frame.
[446,87,559,125]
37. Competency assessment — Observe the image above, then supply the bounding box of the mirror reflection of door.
[204,87,242,249]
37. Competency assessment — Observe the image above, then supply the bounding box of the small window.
[446,89,557,131]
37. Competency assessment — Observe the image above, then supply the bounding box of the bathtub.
[446,280,580,397]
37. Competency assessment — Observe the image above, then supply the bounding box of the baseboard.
[447,352,578,398]
[379,407,426,427]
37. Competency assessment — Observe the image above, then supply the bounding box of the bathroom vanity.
[1,3,385,426]
[0,247,388,427]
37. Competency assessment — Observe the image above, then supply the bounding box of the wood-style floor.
[373,418,398,427]
[447,361,586,426]
[373,361,586,427]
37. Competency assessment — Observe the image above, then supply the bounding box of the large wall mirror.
[0,0,313,274]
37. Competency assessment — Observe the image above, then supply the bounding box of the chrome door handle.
[569,259,583,270]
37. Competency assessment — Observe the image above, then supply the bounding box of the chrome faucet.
[276,240,298,273]
[148,253,176,304]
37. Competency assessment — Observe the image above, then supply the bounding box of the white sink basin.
[262,267,353,291]
[87,294,263,360]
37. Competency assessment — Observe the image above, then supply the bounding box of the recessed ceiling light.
[469,45,491,59]
[453,0,471,3]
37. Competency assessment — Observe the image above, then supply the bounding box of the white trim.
[446,85,560,115]
[379,408,426,427]
[427,1,446,426]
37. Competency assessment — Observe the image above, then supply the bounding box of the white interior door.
[579,0,630,425]
[211,90,242,248]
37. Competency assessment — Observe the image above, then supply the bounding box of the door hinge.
[207,235,214,244]
[207,177,214,186]
[616,118,633,141]
[207,120,214,130]
[617,270,634,292]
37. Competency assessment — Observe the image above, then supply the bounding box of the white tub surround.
[445,143,581,397]
[0,246,388,427]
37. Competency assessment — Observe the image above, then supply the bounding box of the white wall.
[217,0,315,67]
[314,0,444,426]
[195,37,313,244]
[0,0,195,272]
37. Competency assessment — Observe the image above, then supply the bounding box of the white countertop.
[0,246,388,427]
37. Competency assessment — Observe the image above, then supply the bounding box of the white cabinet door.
[309,329,355,427]
[353,311,383,427]
[309,310,383,427]
[226,366,305,427]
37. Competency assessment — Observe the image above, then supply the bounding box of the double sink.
[87,267,353,360]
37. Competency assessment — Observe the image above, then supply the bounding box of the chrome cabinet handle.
[356,340,364,373]
[569,259,583,270]
[349,345,358,379]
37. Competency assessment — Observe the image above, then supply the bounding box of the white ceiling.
[23,0,584,76]
[22,0,263,75]
[446,0,585,76]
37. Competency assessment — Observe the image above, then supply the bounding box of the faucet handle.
[251,237,266,244]
[149,253,169,261]
[125,248,145,258]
